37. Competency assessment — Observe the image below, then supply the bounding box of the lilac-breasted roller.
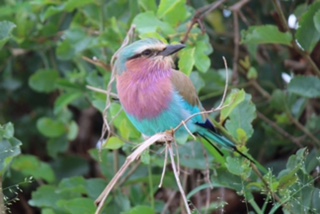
[115,38,250,159]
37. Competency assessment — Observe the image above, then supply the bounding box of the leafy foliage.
[1,0,320,214]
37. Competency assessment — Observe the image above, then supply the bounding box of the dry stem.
[95,133,165,214]
[168,144,192,214]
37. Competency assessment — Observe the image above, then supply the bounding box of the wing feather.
[170,69,201,107]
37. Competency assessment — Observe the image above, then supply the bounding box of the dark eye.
[141,49,152,56]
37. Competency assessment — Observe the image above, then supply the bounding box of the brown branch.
[230,0,251,84]
[181,0,228,44]
[257,112,303,147]
[251,164,282,205]
[249,80,272,101]
[161,191,178,214]
[288,114,320,147]
[82,56,111,71]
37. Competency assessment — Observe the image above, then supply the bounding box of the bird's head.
[114,38,185,75]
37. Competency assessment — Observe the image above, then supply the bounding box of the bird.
[114,38,251,160]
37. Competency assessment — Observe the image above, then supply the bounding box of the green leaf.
[37,117,66,138]
[247,67,258,80]
[56,29,95,60]
[123,205,155,214]
[52,156,90,178]
[241,25,292,46]
[58,177,87,195]
[1,122,14,139]
[47,138,69,159]
[270,89,287,111]
[138,0,157,12]
[0,131,21,175]
[225,93,256,143]
[157,0,189,26]
[296,2,320,52]
[226,156,251,178]
[132,11,174,35]
[141,149,150,164]
[179,142,214,169]
[67,121,78,141]
[194,40,211,73]
[29,185,76,212]
[314,10,320,33]
[220,89,246,122]
[64,0,95,12]
[29,69,59,93]
[54,92,83,113]
[110,103,140,140]
[0,21,16,49]
[11,155,55,183]
[85,178,108,199]
[178,47,195,76]
[190,72,205,92]
[57,198,96,214]
[288,76,320,98]
[103,136,124,150]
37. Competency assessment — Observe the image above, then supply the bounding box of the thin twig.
[161,191,178,214]
[257,112,303,147]
[249,80,272,100]
[181,121,197,140]
[86,85,118,99]
[173,139,181,175]
[116,160,141,187]
[82,56,111,71]
[229,0,251,84]
[251,163,282,204]
[168,144,192,214]
[202,146,213,189]
[159,145,168,188]
[97,25,136,160]
[181,0,228,43]
[217,56,229,109]
[288,114,320,147]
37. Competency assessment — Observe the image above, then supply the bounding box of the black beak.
[158,44,185,56]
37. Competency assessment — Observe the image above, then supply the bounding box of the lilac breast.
[117,68,173,120]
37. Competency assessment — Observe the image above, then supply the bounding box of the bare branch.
[216,56,229,109]
[229,0,251,84]
[82,56,111,71]
[86,85,118,99]
[257,112,303,147]
[95,133,166,214]
[181,0,227,44]
[159,145,168,188]
[168,144,192,214]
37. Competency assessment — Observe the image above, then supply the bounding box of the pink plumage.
[117,57,174,120]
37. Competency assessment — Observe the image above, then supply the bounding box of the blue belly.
[125,92,204,139]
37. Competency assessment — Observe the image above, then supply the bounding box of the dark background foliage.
[1,0,320,213]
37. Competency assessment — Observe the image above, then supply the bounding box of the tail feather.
[197,125,254,163]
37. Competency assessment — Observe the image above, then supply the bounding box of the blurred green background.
[1,0,320,213]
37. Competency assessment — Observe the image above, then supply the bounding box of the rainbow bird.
[115,38,250,159]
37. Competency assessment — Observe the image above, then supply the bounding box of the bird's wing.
[170,69,215,129]
[170,69,201,107]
